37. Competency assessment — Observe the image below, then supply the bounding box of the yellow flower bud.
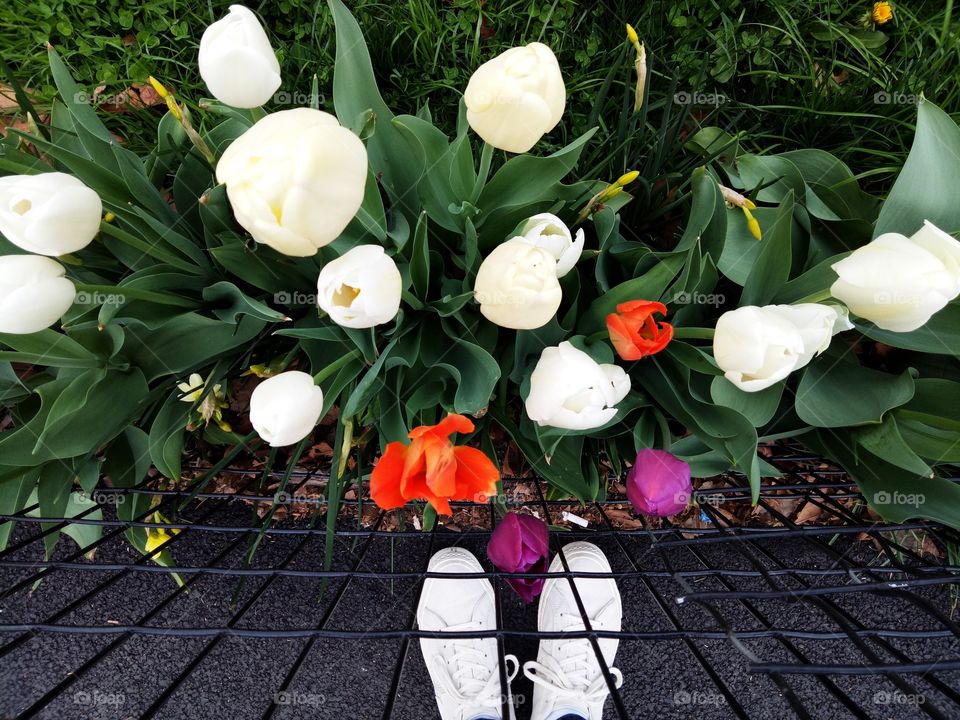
[148,76,184,123]
[616,170,640,187]
[626,24,639,46]
[147,75,170,99]
[743,207,762,241]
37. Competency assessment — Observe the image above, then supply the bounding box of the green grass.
[2,0,959,197]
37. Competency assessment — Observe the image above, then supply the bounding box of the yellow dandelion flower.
[872,1,893,25]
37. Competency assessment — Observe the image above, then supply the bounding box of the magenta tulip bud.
[626,449,692,517]
[487,511,550,603]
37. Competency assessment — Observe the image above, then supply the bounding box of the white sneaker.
[418,547,519,720]
[524,542,623,720]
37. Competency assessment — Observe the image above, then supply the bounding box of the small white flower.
[464,42,566,153]
[516,213,584,277]
[198,5,281,108]
[474,239,563,330]
[0,173,102,256]
[831,220,960,332]
[316,245,402,329]
[249,371,324,447]
[216,108,368,257]
[525,341,631,430]
[0,255,76,334]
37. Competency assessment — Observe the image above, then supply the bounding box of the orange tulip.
[606,299,673,361]
[370,414,499,515]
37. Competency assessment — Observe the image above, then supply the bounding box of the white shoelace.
[522,614,623,705]
[432,621,520,708]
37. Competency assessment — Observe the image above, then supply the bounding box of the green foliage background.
[4,0,959,190]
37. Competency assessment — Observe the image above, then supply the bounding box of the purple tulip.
[626,449,692,517]
[487,512,550,603]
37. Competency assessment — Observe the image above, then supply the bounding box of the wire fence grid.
[0,444,959,719]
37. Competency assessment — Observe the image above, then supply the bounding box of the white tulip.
[763,303,853,368]
[464,42,565,153]
[831,220,960,332]
[0,255,76,334]
[216,108,368,257]
[713,306,805,392]
[199,5,281,108]
[316,245,402,328]
[249,371,324,447]
[474,238,563,330]
[0,173,102,256]
[516,213,584,277]
[525,341,631,430]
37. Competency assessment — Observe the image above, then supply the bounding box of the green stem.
[74,283,196,308]
[313,350,362,385]
[250,106,267,123]
[471,142,494,202]
[673,327,715,340]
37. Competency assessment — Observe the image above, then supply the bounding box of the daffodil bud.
[525,341,631,430]
[249,371,324,447]
[0,255,76,334]
[216,108,368,256]
[464,43,565,153]
[474,238,563,330]
[0,173,102,256]
[198,5,281,108]
[516,213,584,277]
[830,221,960,332]
[316,245,402,329]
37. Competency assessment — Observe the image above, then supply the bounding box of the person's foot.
[524,541,623,720]
[418,547,518,720]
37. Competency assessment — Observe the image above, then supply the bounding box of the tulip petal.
[487,512,524,570]
[452,446,500,502]
[369,442,411,510]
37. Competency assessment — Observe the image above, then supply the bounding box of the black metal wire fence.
[1,444,959,719]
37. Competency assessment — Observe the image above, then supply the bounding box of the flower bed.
[1,1,959,590]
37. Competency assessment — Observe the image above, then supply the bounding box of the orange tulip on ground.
[370,414,500,515]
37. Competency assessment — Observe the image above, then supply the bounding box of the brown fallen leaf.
[795,502,823,525]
